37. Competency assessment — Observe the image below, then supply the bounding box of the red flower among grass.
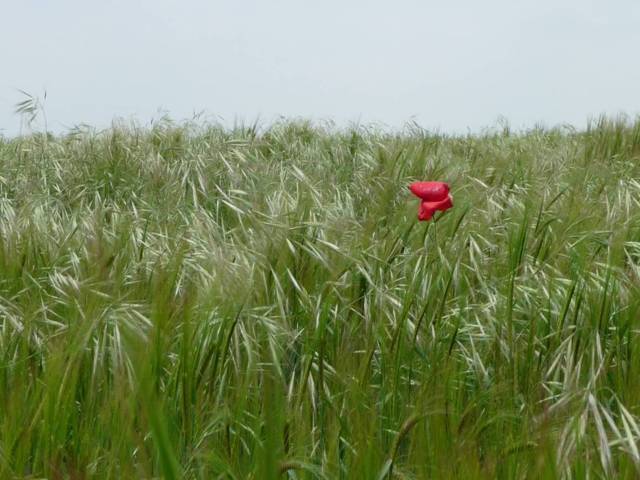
[409,181,453,221]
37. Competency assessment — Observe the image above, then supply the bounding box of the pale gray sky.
[1,0,639,135]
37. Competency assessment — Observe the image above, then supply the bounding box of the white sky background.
[1,0,639,135]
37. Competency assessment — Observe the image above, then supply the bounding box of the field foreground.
[2,119,640,478]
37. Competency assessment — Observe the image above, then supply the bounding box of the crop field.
[2,118,640,478]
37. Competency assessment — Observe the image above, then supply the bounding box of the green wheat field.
[2,117,640,479]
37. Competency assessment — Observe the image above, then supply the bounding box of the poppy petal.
[432,195,453,211]
[417,195,453,221]
[418,202,436,221]
[409,182,449,201]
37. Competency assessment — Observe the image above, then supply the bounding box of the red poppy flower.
[409,181,453,221]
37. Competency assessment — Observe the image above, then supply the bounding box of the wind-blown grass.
[1,117,640,478]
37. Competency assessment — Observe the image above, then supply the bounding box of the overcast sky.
[1,0,639,135]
